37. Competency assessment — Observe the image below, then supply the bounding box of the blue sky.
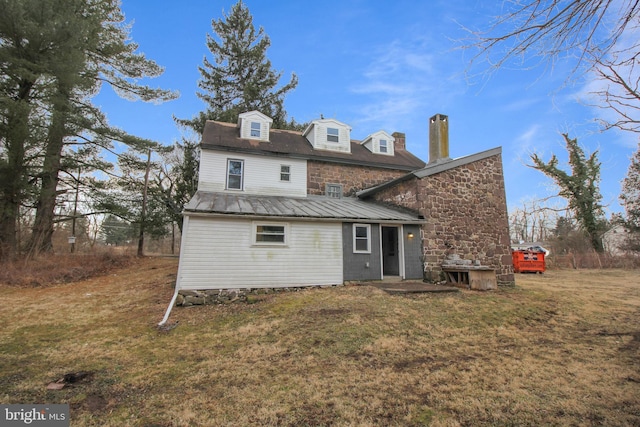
[95,0,639,215]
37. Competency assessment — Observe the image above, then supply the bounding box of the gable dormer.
[238,111,272,142]
[361,130,395,156]
[302,118,351,153]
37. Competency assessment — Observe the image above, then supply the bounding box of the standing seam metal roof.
[185,192,424,223]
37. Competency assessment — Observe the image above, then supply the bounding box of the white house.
[165,111,427,309]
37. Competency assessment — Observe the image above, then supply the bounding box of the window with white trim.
[250,121,261,138]
[280,165,290,182]
[327,127,339,142]
[379,139,388,153]
[253,222,287,245]
[226,159,244,190]
[326,183,343,199]
[353,224,371,253]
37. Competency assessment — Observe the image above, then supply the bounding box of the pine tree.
[177,0,298,134]
[15,0,178,255]
[620,143,640,252]
[530,134,606,252]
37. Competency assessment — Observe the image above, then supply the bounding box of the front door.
[382,226,399,276]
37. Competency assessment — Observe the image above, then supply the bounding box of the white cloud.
[348,38,463,133]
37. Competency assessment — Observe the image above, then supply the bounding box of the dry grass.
[1,260,639,426]
[0,250,132,286]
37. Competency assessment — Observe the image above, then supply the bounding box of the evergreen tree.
[531,134,606,252]
[176,0,299,134]
[101,214,136,246]
[0,0,178,256]
[620,143,640,252]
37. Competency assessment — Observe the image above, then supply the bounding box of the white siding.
[177,217,343,289]
[198,150,307,197]
[304,120,351,153]
[238,111,271,141]
[362,131,395,156]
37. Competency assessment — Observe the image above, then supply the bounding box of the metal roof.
[185,192,424,223]
[357,147,502,198]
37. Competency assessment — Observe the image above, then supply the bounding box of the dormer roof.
[361,130,395,156]
[238,110,273,142]
[303,118,352,153]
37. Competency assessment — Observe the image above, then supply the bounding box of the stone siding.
[175,286,342,306]
[307,160,407,196]
[370,154,515,285]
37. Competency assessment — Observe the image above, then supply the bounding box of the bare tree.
[509,197,564,243]
[465,0,640,132]
[591,51,640,133]
[467,0,639,72]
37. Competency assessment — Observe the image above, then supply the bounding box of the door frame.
[379,225,405,279]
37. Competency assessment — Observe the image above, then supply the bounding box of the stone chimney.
[392,132,405,150]
[429,113,450,164]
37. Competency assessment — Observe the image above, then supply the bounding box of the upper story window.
[280,165,290,182]
[250,122,261,138]
[361,131,394,155]
[353,224,371,253]
[327,128,339,143]
[303,119,351,153]
[226,159,244,190]
[326,183,343,199]
[238,111,272,141]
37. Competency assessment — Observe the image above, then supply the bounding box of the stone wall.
[175,285,343,306]
[370,154,515,285]
[307,161,407,196]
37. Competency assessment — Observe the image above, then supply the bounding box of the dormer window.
[302,119,352,153]
[238,111,272,141]
[327,128,339,143]
[250,122,261,138]
[361,130,394,156]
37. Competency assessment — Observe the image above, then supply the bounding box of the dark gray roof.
[185,191,424,223]
[201,121,426,171]
[357,147,502,198]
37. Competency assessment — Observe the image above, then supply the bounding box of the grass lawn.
[1,257,639,426]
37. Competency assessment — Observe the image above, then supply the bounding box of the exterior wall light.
[407,232,414,239]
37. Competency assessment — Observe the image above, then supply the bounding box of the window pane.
[327,127,339,142]
[250,122,260,137]
[229,161,243,175]
[355,226,368,238]
[227,160,243,189]
[355,239,368,251]
[227,175,241,189]
[379,140,388,152]
[280,165,290,181]
[256,225,285,243]
[326,184,342,198]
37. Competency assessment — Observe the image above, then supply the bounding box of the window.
[379,139,388,153]
[280,165,290,182]
[254,223,287,245]
[326,183,343,199]
[226,159,244,190]
[327,127,339,142]
[353,224,371,253]
[250,121,261,138]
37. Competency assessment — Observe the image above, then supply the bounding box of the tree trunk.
[0,82,34,259]
[28,92,69,256]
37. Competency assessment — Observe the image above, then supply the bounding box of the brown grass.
[0,250,133,286]
[1,260,639,426]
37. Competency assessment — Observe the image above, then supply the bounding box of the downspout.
[158,215,190,326]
